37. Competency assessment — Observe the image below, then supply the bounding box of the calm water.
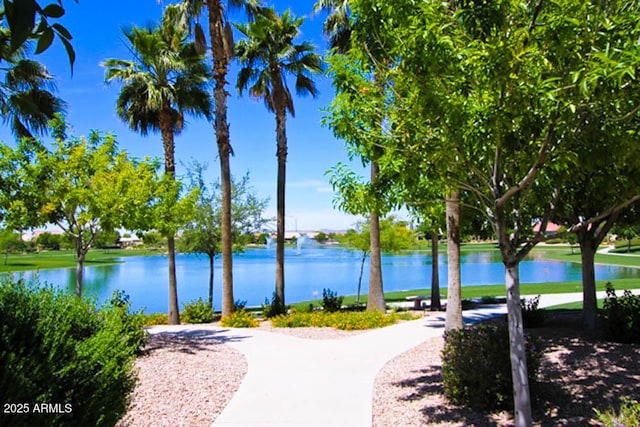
[14,247,640,313]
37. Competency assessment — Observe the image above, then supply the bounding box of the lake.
[14,246,640,313]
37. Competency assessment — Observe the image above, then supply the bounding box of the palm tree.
[103,8,212,325]
[235,9,323,312]
[315,0,388,312]
[0,28,66,139]
[173,0,263,317]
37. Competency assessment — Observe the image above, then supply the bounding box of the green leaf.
[42,3,64,18]
[35,27,55,54]
[7,0,38,51]
[52,23,72,40]
[61,36,76,71]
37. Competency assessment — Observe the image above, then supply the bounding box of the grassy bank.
[0,248,157,273]
[292,278,640,310]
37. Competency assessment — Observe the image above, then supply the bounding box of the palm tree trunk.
[208,0,234,316]
[208,253,215,309]
[367,161,385,312]
[275,109,287,313]
[444,190,462,330]
[160,108,180,325]
[167,236,180,324]
[430,230,441,311]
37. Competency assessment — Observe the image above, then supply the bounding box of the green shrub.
[521,295,545,328]
[442,321,543,411]
[261,292,287,318]
[321,288,344,312]
[142,312,168,326]
[220,309,259,328]
[0,277,144,427]
[594,398,640,427]
[480,295,499,304]
[234,299,248,310]
[461,299,477,310]
[270,311,416,330]
[181,298,215,324]
[602,283,640,344]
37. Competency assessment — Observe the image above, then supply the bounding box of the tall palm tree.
[235,9,323,312]
[173,0,263,316]
[0,28,66,139]
[315,0,388,312]
[103,8,212,325]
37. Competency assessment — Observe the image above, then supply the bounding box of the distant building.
[532,221,562,237]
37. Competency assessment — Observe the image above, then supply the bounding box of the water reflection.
[8,248,640,314]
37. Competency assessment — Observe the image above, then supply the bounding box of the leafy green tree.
[0,228,21,264]
[314,231,328,243]
[235,8,323,314]
[35,231,62,250]
[180,162,270,308]
[341,217,415,305]
[103,6,213,325]
[93,229,120,249]
[173,0,265,317]
[325,0,640,422]
[2,118,159,297]
[0,0,76,66]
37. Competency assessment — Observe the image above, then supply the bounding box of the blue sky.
[0,0,370,231]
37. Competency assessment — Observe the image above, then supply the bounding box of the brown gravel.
[118,312,640,426]
[116,330,247,427]
[372,311,640,426]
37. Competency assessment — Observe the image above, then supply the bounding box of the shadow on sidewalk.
[144,329,250,355]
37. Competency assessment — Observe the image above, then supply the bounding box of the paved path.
[149,291,622,427]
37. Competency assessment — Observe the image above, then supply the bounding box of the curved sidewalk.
[149,292,595,427]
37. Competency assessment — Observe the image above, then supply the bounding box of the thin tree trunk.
[275,110,287,313]
[208,254,215,309]
[445,191,462,330]
[356,250,368,305]
[504,263,533,427]
[75,248,85,298]
[207,1,234,317]
[430,231,441,311]
[578,229,599,330]
[367,161,385,312]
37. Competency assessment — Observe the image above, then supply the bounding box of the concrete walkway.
[149,291,611,427]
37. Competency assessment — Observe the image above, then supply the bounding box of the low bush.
[270,311,416,330]
[480,295,499,304]
[261,292,287,319]
[461,299,477,310]
[234,299,248,310]
[321,288,344,313]
[441,321,543,411]
[521,295,545,328]
[220,309,259,328]
[601,283,640,344]
[594,398,640,427]
[0,278,144,427]
[142,312,168,326]
[182,298,215,324]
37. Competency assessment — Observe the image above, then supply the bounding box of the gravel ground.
[118,312,639,426]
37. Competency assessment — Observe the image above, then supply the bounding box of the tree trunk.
[504,263,533,427]
[367,161,385,312]
[430,231,441,311]
[208,254,215,309]
[275,109,287,313]
[160,107,180,325]
[75,248,85,298]
[445,191,462,330]
[356,250,368,305]
[167,236,180,324]
[207,1,234,317]
[578,230,599,330]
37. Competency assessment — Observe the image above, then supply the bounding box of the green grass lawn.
[0,248,157,272]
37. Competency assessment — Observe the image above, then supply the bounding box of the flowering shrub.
[441,321,543,411]
[270,311,416,330]
[182,298,215,324]
[220,309,259,328]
